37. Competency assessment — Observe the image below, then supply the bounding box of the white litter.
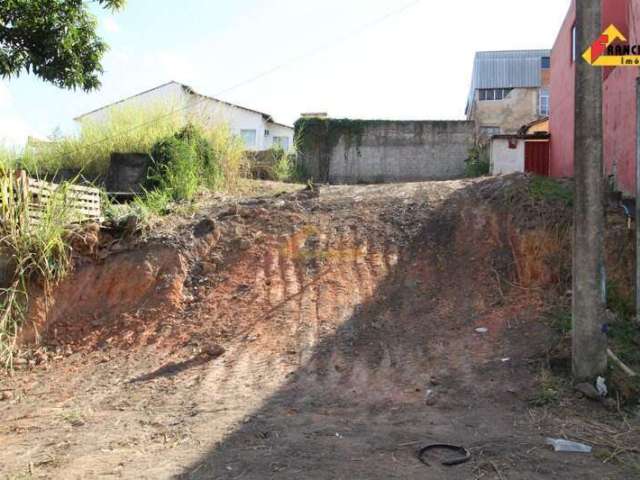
[475,328,489,334]
[596,376,608,398]
[545,438,592,453]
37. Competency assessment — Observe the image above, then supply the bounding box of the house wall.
[266,123,296,150]
[550,0,640,195]
[188,96,270,150]
[471,88,541,134]
[77,82,294,152]
[491,138,525,175]
[299,120,474,184]
[549,0,576,178]
[77,82,190,126]
[602,0,640,195]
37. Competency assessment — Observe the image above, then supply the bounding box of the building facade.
[466,50,551,138]
[549,0,640,196]
[75,81,294,151]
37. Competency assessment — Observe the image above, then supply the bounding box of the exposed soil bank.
[1,175,638,479]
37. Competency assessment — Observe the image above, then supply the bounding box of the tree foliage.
[0,0,126,91]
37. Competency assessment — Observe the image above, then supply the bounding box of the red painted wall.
[549,0,576,178]
[550,0,640,195]
[603,0,639,195]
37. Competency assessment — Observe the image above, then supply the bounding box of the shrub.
[465,144,490,177]
[529,176,573,207]
[271,146,293,182]
[267,143,308,183]
[149,129,202,202]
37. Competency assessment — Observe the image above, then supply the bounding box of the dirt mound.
[2,175,638,479]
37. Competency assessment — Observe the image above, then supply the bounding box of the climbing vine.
[294,118,367,155]
[294,118,368,182]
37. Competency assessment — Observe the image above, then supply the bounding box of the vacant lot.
[1,176,639,479]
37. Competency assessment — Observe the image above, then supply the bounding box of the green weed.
[530,368,562,407]
[549,308,572,335]
[464,144,490,178]
[529,176,573,206]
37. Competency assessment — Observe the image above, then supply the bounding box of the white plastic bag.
[545,438,592,453]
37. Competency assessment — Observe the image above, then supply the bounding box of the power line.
[55,0,422,159]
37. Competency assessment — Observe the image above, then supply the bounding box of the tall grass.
[15,101,247,196]
[0,145,19,170]
[20,102,185,178]
[204,123,245,191]
[0,169,78,367]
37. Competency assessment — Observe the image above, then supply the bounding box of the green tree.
[0,0,126,91]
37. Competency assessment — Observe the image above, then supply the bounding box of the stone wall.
[296,119,474,184]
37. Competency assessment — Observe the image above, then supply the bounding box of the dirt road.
[1,177,638,479]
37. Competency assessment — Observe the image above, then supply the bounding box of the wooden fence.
[7,171,102,224]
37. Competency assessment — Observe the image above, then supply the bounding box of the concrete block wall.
[296,119,474,184]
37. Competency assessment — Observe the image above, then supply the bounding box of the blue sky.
[0,0,572,145]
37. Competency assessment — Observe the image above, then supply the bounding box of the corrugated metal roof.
[466,50,551,115]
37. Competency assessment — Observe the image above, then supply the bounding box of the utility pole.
[636,78,640,326]
[573,0,608,381]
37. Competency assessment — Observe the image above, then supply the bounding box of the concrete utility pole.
[573,0,608,381]
[636,78,640,326]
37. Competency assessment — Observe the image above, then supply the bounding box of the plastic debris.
[545,438,592,453]
[596,376,608,398]
[475,328,488,334]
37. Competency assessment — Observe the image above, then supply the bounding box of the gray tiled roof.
[466,50,551,114]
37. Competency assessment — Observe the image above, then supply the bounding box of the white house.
[74,81,294,151]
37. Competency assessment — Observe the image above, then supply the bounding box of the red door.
[525,141,550,176]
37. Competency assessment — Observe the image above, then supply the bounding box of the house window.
[480,126,500,138]
[240,129,257,147]
[479,88,512,101]
[541,56,551,69]
[539,89,550,116]
[572,25,577,62]
[273,136,290,151]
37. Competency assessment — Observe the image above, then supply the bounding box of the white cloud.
[0,83,31,146]
[103,17,120,33]
[0,114,31,147]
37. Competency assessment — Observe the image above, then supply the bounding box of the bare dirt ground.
[1,176,639,479]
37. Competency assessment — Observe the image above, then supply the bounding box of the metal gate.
[524,141,550,176]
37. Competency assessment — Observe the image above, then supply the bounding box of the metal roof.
[466,50,551,115]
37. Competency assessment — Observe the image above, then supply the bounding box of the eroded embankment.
[4,176,639,480]
[23,176,634,361]
[23,175,633,374]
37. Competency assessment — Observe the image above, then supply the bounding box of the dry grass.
[0,169,80,367]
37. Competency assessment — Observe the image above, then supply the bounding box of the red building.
[550,0,640,196]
